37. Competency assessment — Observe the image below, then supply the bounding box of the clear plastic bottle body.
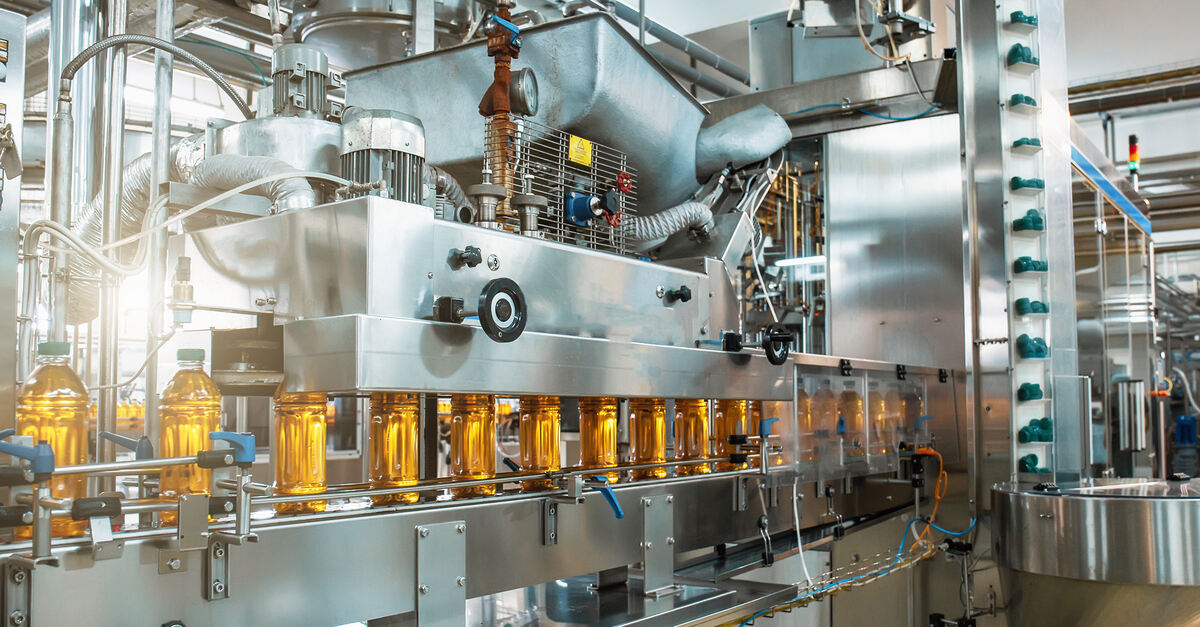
[16,354,89,538]
[811,380,838,463]
[159,360,223,525]
[714,400,747,471]
[674,399,711,476]
[451,394,497,498]
[273,383,327,514]
[796,389,815,462]
[519,395,561,491]
[629,398,667,480]
[579,397,619,483]
[884,386,905,445]
[903,385,925,435]
[839,383,866,458]
[369,392,420,506]
[868,384,888,454]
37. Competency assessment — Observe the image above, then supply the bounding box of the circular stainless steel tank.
[993,480,1200,625]
[291,0,476,70]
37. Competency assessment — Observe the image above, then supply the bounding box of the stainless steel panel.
[0,10,24,429]
[999,568,1200,627]
[825,114,966,369]
[211,116,343,176]
[177,197,737,347]
[345,14,708,214]
[993,481,1200,586]
[282,315,792,400]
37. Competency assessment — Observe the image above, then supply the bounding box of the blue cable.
[856,105,939,121]
[738,516,976,626]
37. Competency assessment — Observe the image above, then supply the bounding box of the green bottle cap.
[37,341,70,356]
[177,348,206,362]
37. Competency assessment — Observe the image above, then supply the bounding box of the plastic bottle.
[273,381,327,514]
[369,392,420,506]
[579,397,619,483]
[519,395,560,492]
[674,399,711,476]
[867,382,887,455]
[714,400,747,471]
[450,394,496,498]
[797,388,815,462]
[629,398,667,480]
[903,384,926,434]
[159,348,223,525]
[839,380,865,458]
[16,341,88,538]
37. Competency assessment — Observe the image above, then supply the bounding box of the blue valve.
[100,432,154,460]
[758,417,780,438]
[502,457,521,472]
[914,415,933,430]
[209,432,256,464]
[586,476,624,519]
[0,431,55,478]
[488,14,521,47]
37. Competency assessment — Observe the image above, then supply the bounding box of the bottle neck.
[36,355,70,366]
[177,360,205,370]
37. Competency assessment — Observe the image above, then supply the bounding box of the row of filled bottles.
[798,378,926,460]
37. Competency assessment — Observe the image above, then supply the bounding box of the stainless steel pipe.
[609,0,751,86]
[145,0,174,450]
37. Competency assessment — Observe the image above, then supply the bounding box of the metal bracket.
[87,514,124,561]
[938,368,949,383]
[3,562,31,626]
[896,364,907,380]
[732,476,749,512]
[177,493,210,552]
[205,536,230,601]
[543,500,560,546]
[640,495,679,598]
[415,521,467,626]
[839,358,852,376]
[158,549,187,575]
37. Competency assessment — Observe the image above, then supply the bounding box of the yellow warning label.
[568,135,593,167]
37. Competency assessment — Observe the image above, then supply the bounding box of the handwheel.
[762,326,792,365]
[478,278,527,343]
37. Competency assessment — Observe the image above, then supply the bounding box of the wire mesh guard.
[483,114,638,256]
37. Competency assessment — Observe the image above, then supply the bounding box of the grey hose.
[620,201,714,251]
[189,155,316,212]
[60,34,253,119]
[424,164,474,218]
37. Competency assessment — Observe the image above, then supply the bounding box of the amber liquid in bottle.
[451,394,497,498]
[274,383,327,514]
[839,384,866,458]
[674,399,711,476]
[16,346,89,538]
[796,389,815,462]
[519,396,561,492]
[579,397,619,483]
[867,384,888,454]
[629,398,667,480]
[714,400,747,471]
[159,352,222,526]
[369,392,420,506]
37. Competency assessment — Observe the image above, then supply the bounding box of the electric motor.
[271,43,344,120]
[340,107,426,203]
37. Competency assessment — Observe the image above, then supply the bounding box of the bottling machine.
[5,0,1164,625]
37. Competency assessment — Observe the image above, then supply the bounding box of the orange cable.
[912,447,946,551]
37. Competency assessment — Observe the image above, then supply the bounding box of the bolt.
[457,576,466,587]
[456,524,465,534]
[666,537,675,545]
[167,558,182,571]
[213,545,225,558]
[427,272,434,279]
[419,584,430,595]
[224,454,234,465]
[656,285,666,298]
[212,580,225,596]
[9,570,24,584]
[10,610,26,626]
[644,542,652,551]
[487,254,500,271]
[642,497,652,508]
[419,527,430,538]
[550,532,557,540]
[665,496,674,504]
